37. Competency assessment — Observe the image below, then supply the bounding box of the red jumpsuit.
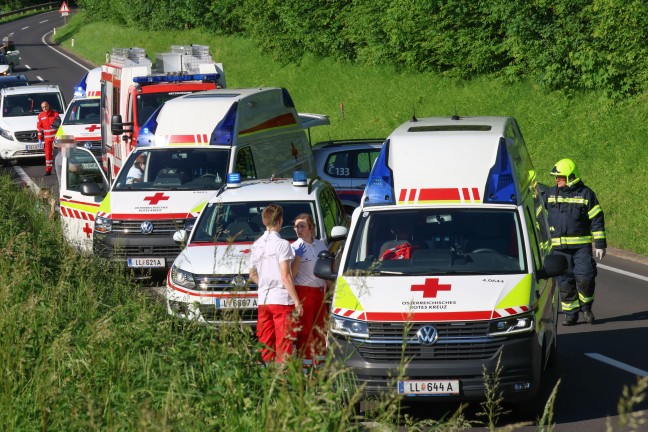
[36,109,60,174]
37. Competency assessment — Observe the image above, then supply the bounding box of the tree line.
[72,0,648,99]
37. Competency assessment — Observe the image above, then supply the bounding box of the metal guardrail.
[0,2,58,20]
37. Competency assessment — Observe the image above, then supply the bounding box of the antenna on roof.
[411,103,418,122]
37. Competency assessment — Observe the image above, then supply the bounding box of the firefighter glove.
[38,140,43,148]
[293,243,307,258]
[595,248,606,260]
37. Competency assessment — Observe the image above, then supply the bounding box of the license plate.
[25,144,43,151]
[127,257,165,268]
[398,380,460,396]
[215,297,257,309]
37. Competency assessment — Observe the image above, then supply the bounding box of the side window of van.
[319,186,345,237]
[235,147,257,180]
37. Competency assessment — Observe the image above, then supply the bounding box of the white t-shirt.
[291,237,327,288]
[126,165,143,184]
[250,231,295,305]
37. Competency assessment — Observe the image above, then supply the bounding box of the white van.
[315,116,567,413]
[58,87,327,279]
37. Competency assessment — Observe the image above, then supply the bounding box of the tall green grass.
[54,14,648,256]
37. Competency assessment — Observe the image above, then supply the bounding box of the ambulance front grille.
[14,130,38,143]
[108,245,182,258]
[111,219,187,236]
[192,274,257,292]
[356,341,502,362]
[368,321,489,339]
[198,304,258,323]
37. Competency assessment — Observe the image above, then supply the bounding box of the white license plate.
[25,144,44,151]
[215,297,257,309]
[127,257,166,268]
[398,380,460,396]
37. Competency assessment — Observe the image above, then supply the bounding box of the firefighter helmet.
[550,158,580,187]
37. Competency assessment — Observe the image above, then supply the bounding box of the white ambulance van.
[56,68,102,158]
[166,172,348,325]
[58,87,325,278]
[315,116,567,411]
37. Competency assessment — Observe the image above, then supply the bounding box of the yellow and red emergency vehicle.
[101,45,226,181]
[315,116,567,414]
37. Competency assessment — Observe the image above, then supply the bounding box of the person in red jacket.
[36,101,61,176]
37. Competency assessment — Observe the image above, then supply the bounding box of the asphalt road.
[2,11,648,431]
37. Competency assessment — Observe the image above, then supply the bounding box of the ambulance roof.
[153,87,296,136]
[210,177,324,205]
[364,116,536,207]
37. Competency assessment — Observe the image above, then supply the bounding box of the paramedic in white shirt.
[291,213,330,370]
[250,204,303,364]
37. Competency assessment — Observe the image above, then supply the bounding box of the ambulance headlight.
[489,313,534,336]
[171,264,196,290]
[330,316,369,338]
[0,126,14,141]
[94,216,112,233]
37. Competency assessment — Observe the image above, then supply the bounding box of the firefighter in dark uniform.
[546,158,606,325]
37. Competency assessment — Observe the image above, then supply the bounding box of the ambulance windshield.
[63,99,100,125]
[113,148,230,191]
[344,209,527,275]
[192,201,318,242]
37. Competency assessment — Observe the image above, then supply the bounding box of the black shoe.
[562,314,578,326]
[583,310,595,324]
[44,172,51,176]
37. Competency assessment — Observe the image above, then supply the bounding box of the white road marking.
[41,30,90,72]
[24,65,32,70]
[39,20,49,24]
[21,26,30,30]
[586,353,648,377]
[13,166,41,195]
[36,76,44,82]
[598,264,648,283]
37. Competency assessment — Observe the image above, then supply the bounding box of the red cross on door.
[83,222,93,238]
[85,124,100,132]
[144,192,170,205]
[411,278,452,298]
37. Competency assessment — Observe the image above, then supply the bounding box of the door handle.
[63,195,72,199]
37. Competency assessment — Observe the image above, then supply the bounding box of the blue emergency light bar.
[362,141,395,206]
[132,73,219,84]
[483,139,517,204]
[136,105,163,147]
[227,172,242,188]
[292,170,307,187]
[73,72,88,98]
[211,102,238,146]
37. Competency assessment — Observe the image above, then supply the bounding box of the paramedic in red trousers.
[250,204,303,364]
[545,158,606,326]
[291,213,331,370]
[36,101,61,176]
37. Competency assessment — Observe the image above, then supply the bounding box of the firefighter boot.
[583,310,595,324]
[562,313,578,326]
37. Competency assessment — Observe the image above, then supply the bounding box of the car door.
[59,146,108,252]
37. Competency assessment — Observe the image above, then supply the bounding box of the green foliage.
[75,0,648,98]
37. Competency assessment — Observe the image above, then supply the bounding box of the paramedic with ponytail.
[250,204,303,364]
[291,213,330,369]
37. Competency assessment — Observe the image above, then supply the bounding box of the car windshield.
[344,208,527,275]
[2,93,63,117]
[112,147,230,191]
[63,99,100,125]
[192,201,318,243]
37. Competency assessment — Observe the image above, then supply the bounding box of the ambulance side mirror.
[537,254,568,279]
[329,225,348,242]
[173,230,189,245]
[111,114,133,135]
[80,181,106,197]
[314,250,337,281]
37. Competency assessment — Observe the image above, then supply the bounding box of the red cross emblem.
[411,278,451,298]
[85,124,100,132]
[144,192,170,205]
[83,222,93,238]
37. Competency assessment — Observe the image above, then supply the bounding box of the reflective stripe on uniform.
[592,231,606,240]
[588,205,602,219]
[561,299,580,311]
[579,292,594,304]
[551,235,592,246]
[547,196,589,205]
